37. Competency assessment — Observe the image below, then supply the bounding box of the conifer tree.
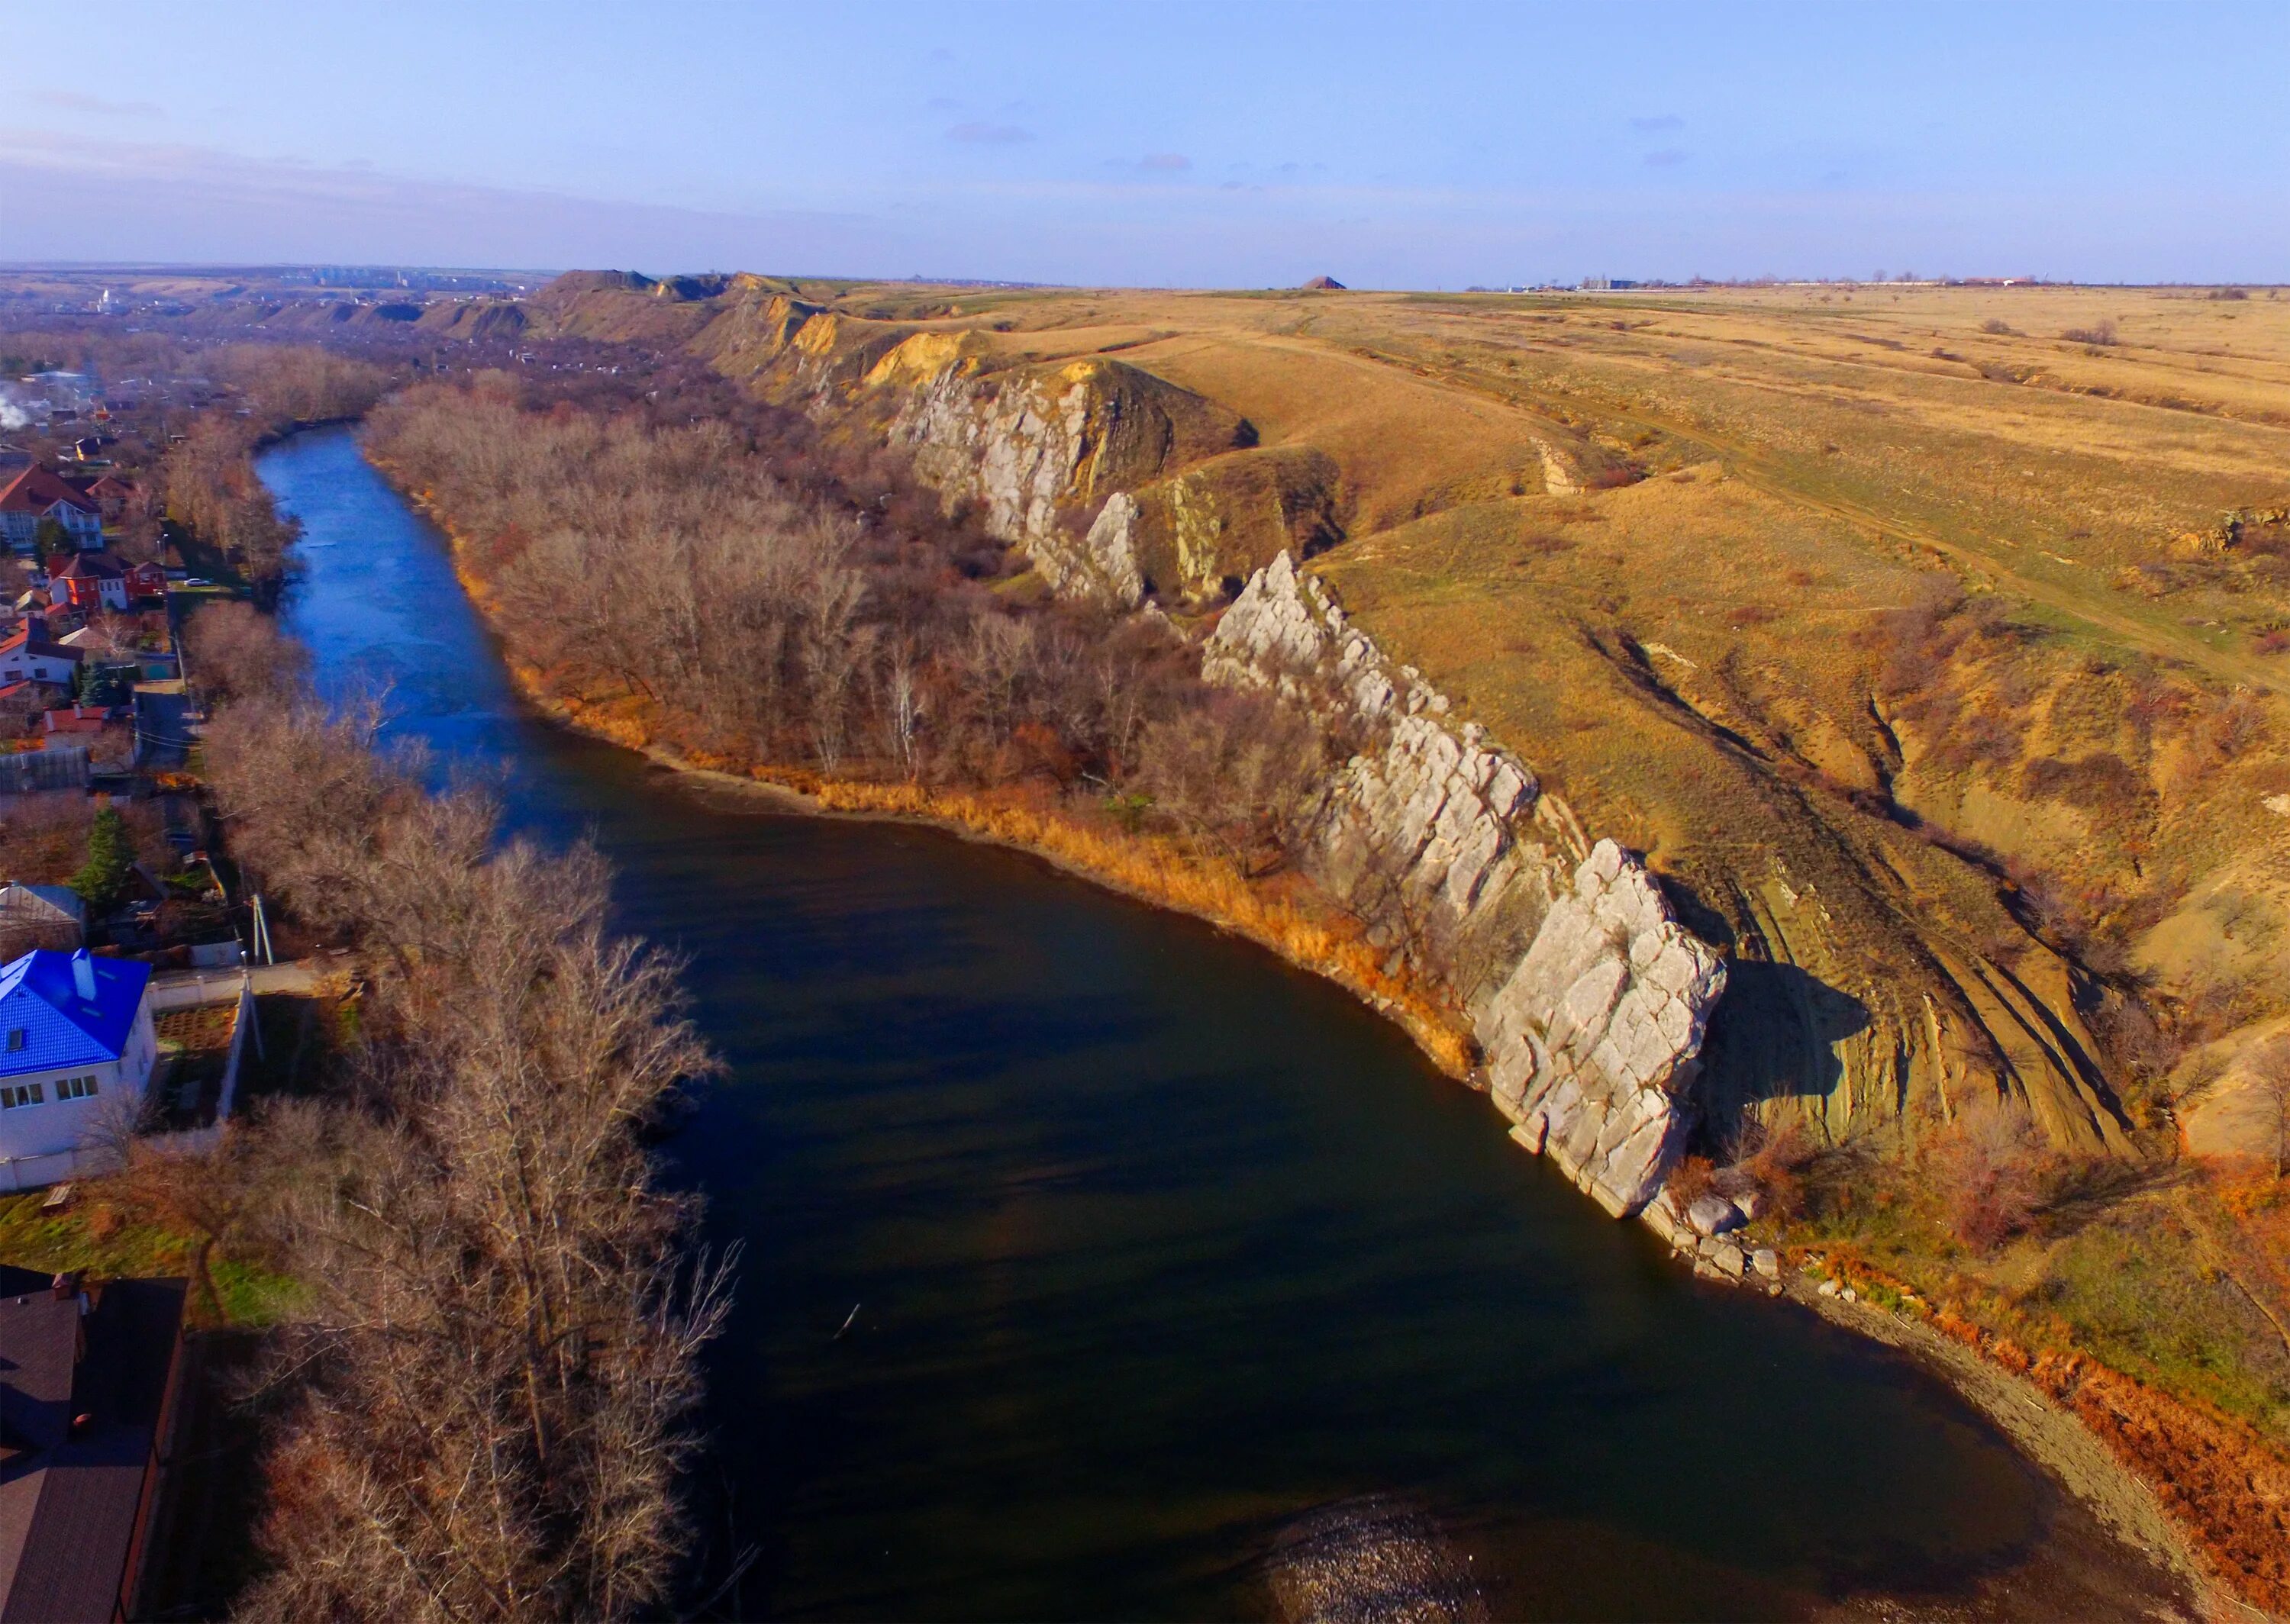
[71,804,133,915]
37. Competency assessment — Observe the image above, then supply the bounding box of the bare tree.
[1927,1094,2058,1252]
[239,823,731,1623]
[799,548,870,771]
[881,638,923,778]
[2252,1037,2290,1181]
[184,599,311,704]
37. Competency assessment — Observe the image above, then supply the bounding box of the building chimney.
[70,950,95,1002]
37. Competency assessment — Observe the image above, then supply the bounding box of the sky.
[2,1,2284,287]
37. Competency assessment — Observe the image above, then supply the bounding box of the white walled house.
[0,469,103,553]
[0,627,84,688]
[0,949,156,1188]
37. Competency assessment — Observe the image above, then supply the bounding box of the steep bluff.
[521,272,2137,1176]
[882,346,1253,601]
[689,292,1343,605]
[1209,553,1727,1216]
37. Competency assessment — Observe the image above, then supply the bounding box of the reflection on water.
[266,427,2072,1619]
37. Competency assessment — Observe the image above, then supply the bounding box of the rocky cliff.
[881,346,1255,602]
[1209,553,1727,1216]
[687,292,1345,607]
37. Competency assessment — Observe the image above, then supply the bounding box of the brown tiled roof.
[0,472,95,518]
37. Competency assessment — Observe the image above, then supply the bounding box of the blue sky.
[2,2,2283,285]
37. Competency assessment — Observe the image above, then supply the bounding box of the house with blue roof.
[0,949,156,1188]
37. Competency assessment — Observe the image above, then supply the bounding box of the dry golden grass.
[603,272,2290,1162]
[509,274,2290,1606]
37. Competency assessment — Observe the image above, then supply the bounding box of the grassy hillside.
[514,277,2290,1155]
[510,269,2290,1448]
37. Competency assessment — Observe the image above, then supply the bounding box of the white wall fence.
[0,974,253,1194]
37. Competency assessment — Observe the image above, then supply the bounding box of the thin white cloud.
[0,130,892,271]
[32,92,161,119]
[945,121,1033,145]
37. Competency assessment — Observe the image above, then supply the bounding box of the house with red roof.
[78,476,138,521]
[40,706,111,740]
[121,561,166,602]
[49,553,127,614]
[0,471,102,554]
[0,629,83,689]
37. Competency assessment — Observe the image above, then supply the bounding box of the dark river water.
[260,426,2134,1620]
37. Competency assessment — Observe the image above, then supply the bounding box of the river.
[260,426,2175,1620]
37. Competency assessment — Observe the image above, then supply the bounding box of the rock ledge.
[1208,553,1726,1218]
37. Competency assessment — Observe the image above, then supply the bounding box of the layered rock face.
[1480,844,1726,1216]
[887,355,1250,604]
[1209,553,1727,1217]
[690,294,1343,608]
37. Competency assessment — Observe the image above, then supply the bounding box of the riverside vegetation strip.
[357,272,2290,1613]
[0,347,734,1621]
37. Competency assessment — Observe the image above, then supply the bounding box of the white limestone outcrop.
[880,356,1252,609]
[890,364,1148,604]
[1208,553,1727,1219]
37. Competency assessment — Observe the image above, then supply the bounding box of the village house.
[40,705,113,743]
[0,949,157,1187]
[77,475,137,523]
[29,604,80,643]
[0,1266,188,1621]
[48,553,127,614]
[121,560,166,601]
[0,628,82,689]
[0,471,102,555]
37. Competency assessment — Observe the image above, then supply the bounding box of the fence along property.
[0,747,89,794]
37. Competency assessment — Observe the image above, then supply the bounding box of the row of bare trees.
[159,418,307,600]
[208,343,392,433]
[189,662,731,1619]
[364,381,1330,865]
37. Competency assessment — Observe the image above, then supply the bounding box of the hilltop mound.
[1302,276,1346,291]
[542,269,660,297]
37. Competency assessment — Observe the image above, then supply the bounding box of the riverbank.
[366,446,2276,1620]
[560,701,2273,1622]
[384,463,1476,1071]
[534,679,2275,1622]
